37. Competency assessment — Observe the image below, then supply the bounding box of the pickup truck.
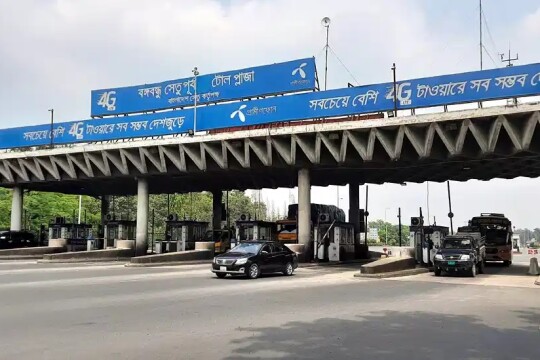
[433,234,486,277]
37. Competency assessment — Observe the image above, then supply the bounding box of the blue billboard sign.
[2,62,540,150]
[90,57,317,117]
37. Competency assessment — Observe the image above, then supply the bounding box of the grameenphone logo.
[230,104,247,122]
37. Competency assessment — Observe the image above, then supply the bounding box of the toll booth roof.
[318,221,354,227]
[49,223,92,228]
[236,220,276,226]
[104,220,136,225]
[166,220,209,225]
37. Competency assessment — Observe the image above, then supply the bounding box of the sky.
[1,0,540,229]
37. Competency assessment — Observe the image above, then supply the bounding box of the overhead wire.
[481,9,501,63]
[327,45,361,86]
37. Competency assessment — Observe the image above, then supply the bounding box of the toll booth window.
[238,226,254,241]
[52,228,61,239]
[171,227,181,241]
[107,227,118,240]
[259,227,270,240]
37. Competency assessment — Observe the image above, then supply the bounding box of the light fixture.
[321,17,331,27]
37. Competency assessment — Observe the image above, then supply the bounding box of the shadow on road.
[484,263,531,276]
[224,310,538,360]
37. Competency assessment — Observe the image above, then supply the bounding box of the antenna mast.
[500,44,518,67]
[479,0,483,70]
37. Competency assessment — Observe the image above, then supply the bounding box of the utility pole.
[192,67,199,134]
[500,46,518,67]
[479,0,483,70]
[392,63,397,117]
[398,207,402,247]
[364,186,369,245]
[447,181,454,235]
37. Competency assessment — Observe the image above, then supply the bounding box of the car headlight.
[434,254,443,260]
[235,258,248,265]
[460,254,470,260]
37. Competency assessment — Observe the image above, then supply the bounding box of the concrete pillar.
[100,195,111,223]
[348,183,360,237]
[100,195,111,248]
[10,186,23,231]
[212,191,223,230]
[135,178,149,256]
[297,169,311,251]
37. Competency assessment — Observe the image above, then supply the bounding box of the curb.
[0,255,43,260]
[125,260,212,268]
[37,258,131,264]
[300,259,374,268]
[354,267,429,279]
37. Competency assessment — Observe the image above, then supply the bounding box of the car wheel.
[469,263,477,277]
[503,260,512,267]
[215,273,227,279]
[283,262,294,276]
[247,264,260,279]
[434,268,442,277]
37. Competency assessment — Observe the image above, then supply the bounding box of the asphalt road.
[0,260,538,360]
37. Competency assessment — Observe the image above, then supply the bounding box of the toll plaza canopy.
[0,57,539,195]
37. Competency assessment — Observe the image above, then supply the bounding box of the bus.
[469,213,513,266]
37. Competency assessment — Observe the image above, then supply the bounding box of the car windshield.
[443,238,472,249]
[230,243,262,254]
[484,228,508,246]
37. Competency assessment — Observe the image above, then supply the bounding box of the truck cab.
[204,228,234,254]
[433,234,486,277]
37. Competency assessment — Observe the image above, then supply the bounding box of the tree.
[0,188,267,236]
[368,219,409,246]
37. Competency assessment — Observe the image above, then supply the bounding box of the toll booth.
[48,217,94,251]
[409,221,449,265]
[103,217,136,249]
[233,216,277,248]
[313,221,356,262]
[157,216,209,253]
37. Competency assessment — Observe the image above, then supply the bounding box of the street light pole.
[384,207,390,244]
[48,108,54,148]
[321,17,331,91]
[192,67,199,134]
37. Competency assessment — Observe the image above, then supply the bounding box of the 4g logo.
[69,122,84,140]
[385,82,412,106]
[97,91,117,111]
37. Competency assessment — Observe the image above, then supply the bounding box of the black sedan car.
[211,240,298,279]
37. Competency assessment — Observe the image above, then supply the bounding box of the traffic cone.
[527,257,540,276]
